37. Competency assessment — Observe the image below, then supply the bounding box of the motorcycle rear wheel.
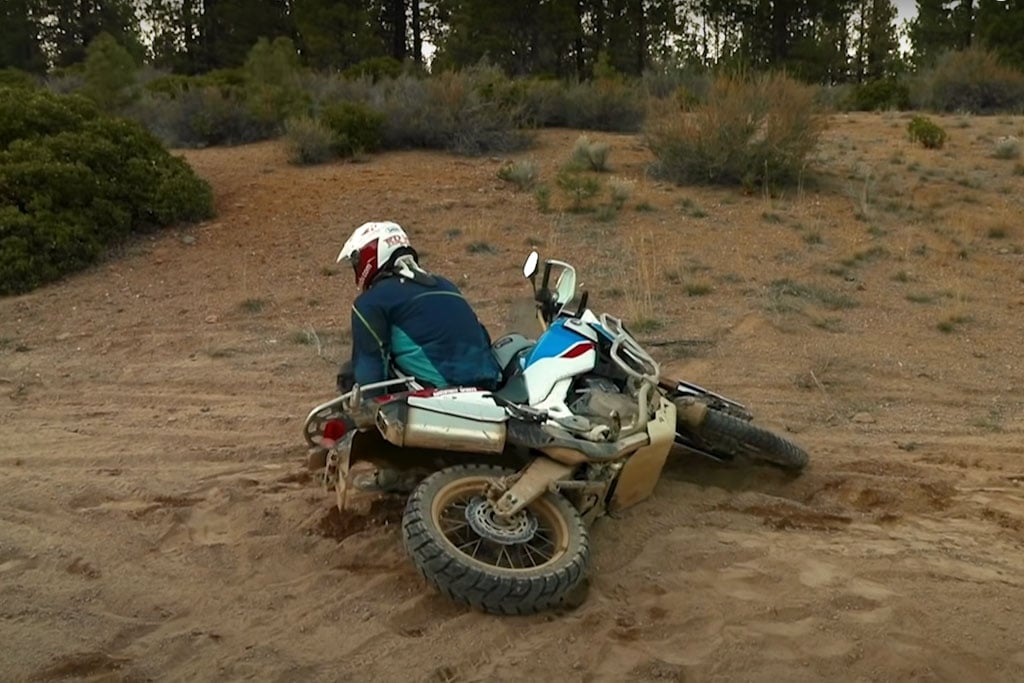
[402,464,590,615]
[688,407,809,471]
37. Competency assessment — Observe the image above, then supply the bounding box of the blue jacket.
[350,274,502,392]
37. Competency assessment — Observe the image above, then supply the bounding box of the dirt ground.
[2,114,1024,682]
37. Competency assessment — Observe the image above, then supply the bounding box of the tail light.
[321,419,348,448]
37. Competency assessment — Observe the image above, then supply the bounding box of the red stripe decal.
[560,342,594,359]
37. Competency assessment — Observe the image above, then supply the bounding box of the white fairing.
[522,347,597,407]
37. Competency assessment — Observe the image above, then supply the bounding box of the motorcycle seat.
[492,374,529,405]
[491,333,534,384]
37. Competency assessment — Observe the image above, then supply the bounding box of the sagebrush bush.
[816,83,856,111]
[645,73,825,188]
[370,68,533,155]
[127,41,307,148]
[569,135,611,171]
[284,115,335,165]
[562,79,645,132]
[130,83,277,147]
[993,136,1021,160]
[910,48,1024,114]
[641,65,711,102]
[496,160,538,191]
[607,177,634,209]
[0,88,213,295]
[320,101,384,157]
[908,116,947,149]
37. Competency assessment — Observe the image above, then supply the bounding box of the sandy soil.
[2,115,1024,682]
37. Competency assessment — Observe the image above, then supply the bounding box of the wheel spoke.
[526,540,553,562]
[441,519,468,534]
[520,542,539,567]
[457,538,483,559]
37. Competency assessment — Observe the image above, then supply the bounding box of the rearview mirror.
[523,251,539,279]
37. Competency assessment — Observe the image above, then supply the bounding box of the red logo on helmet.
[355,240,379,289]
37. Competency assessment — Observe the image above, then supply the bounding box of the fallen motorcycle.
[304,252,808,614]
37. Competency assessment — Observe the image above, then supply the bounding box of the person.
[331,221,502,493]
[336,220,502,397]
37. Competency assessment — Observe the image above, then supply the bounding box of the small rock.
[181,235,197,246]
[851,412,876,424]
[204,315,218,324]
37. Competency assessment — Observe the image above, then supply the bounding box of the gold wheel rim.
[430,475,571,572]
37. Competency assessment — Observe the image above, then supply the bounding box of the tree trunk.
[633,0,645,74]
[392,0,407,60]
[412,0,421,63]
[575,0,585,78]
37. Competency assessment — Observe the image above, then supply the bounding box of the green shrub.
[0,88,96,146]
[910,48,1024,114]
[242,37,309,130]
[81,32,139,111]
[534,184,552,212]
[284,115,335,165]
[343,56,405,82]
[556,171,601,212]
[645,72,825,188]
[0,68,38,90]
[569,135,611,171]
[320,101,384,157]
[907,116,947,149]
[847,79,910,111]
[0,88,213,295]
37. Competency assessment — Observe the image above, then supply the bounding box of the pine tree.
[853,0,899,81]
[910,0,965,67]
[292,0,387,70]
[39,0,143,67]
[974,0,1024,69]
[0,0,47,73]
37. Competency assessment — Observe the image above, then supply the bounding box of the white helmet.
[336,221,415,290]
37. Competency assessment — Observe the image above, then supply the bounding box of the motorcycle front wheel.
[402,464,590,615]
